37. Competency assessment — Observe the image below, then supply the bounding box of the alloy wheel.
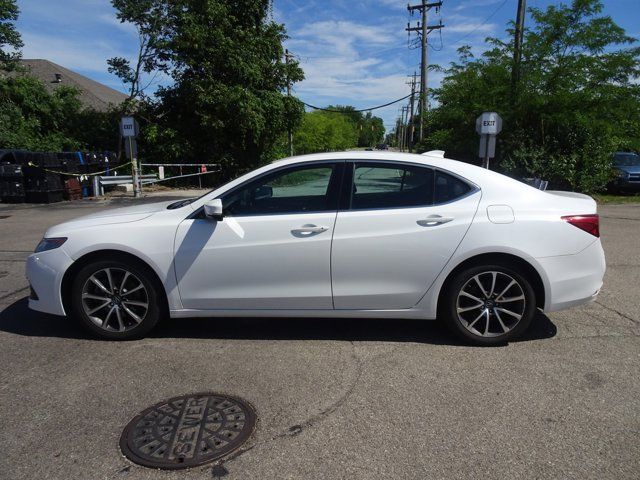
[81,267,149,332]
[455,271,526,338]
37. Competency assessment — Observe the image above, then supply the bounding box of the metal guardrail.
[97,163,222,195]
[140,163,221,167]
[99,174,156,186]
[140,163,221,188]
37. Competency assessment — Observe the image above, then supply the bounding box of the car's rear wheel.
[441,264,537,346]
[70,259,162,340]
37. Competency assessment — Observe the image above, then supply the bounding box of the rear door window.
[434,171,472,204]
[350,163,434,209]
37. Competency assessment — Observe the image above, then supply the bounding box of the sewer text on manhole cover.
[120,393,256,469]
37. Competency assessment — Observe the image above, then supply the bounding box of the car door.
[331,161,481,310]
[174,161,343,310]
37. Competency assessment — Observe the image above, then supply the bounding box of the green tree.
[111,0,304,176]
[358,111,385,147]
[420,0,640,193]
[326,105,385,147]
[0,0,22,71]
[293,110,358,154]
[0,75,85,150]
[107,0,170,105]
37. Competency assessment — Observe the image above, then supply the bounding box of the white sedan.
[26,151,605,345]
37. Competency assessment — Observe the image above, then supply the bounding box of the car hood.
[44,200,179,236]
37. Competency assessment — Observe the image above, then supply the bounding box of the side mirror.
[203,198,223,220]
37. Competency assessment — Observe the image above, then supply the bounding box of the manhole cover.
[120,393,256,470]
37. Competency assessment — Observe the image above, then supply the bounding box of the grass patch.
[593,193,640,204]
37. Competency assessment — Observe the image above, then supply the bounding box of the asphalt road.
[0,195,638,480]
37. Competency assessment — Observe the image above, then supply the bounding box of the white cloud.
[21,32,118,73]
[15,0,151,94]
[445,21,497,34]
[293,20,396,57]
[444,12,498,34]
[97,13,139,37]
[454,0,503,12]
[288,20,410,107]
[285,18,416,129]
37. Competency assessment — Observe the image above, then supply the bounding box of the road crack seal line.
[210,339,405,477]
[215,339,367,474]
[594,300,639,325]
[268,342,401,442]
[269,342,401,441]
[271,341,364,441]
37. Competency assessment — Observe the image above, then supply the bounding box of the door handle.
[417,215,454,227]
[291,224,328,235]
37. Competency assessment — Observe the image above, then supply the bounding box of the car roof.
[273,150,459,169]
[271,150,544,199]
[273,150,488,182]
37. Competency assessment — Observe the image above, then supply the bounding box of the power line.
[292,0,509,65]
[430,27,444,51]
[449,0,510,46]
[301,93,413,113]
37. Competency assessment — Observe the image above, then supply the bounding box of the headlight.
[34,237,67,253]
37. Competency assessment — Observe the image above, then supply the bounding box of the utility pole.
[399,106,408,151]
[285,49,294,157]
[403,105,411,151]
[510,0,526,101]
[407,1,443,143]
[406,71,418,152]
[399,107,404,151]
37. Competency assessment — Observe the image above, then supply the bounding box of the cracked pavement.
[0,197,638,480]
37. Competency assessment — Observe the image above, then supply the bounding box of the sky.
[15,0,640,131]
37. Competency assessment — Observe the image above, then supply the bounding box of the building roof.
[18,59,128,111]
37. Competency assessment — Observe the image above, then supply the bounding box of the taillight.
[562,214,599,237]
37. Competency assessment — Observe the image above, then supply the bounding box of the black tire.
[440,263,537,346]
[70,258,164,340]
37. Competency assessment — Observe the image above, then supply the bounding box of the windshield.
[165,168,252,209]
[613,153,640,167]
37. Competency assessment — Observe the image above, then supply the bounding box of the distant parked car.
[376,144,388,150]
[27,151,605,345]
[609,152,640,193]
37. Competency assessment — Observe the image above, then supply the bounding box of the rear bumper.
[538,239,606,312]
[25,249,73,316]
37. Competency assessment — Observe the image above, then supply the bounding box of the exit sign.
[120,116,139,138]
[475,112,502,135]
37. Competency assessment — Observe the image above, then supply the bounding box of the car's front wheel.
[70,259,163,340]
[441,264,537,346]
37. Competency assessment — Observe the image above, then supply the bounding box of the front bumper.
[26,248,74,316]
[611,178,640,191]
[537,239,606,312]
